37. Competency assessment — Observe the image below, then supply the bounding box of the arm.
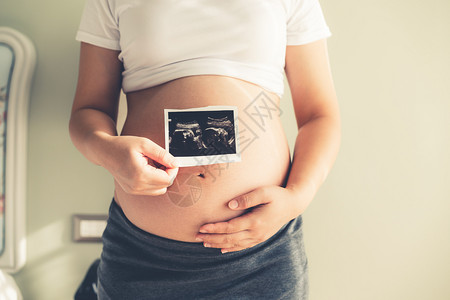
[69,42,122,165]
[283,38,341,213]
[69,42,179,196]
[195,39,340,252]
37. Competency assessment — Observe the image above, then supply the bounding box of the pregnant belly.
[114,75,291,242]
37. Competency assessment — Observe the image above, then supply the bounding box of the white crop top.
[76,0,331,97]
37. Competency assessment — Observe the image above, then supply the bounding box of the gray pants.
[98,200,309,300]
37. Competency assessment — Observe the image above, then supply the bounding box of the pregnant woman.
[69,0,340,299]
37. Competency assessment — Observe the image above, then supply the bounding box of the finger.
[145,156,179,184]
[122,172,172,192]
[144,163,178,186]
[121,182,168,196]
[221,241,257,254]
[199,215,253,234]
[227,189,270,211]
[147,187,168,196]
[141,139,179,168]
[132,187,168,196]
[143,164,174,185]
[166,167,179,186]
[196,231,249,246]
[205,238,254,251]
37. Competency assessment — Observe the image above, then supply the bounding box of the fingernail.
[221,250,229,254]
[228,200,238,209]
[199,229,208,233]
[195,237,203,242]
[204,243,211,248]
[168,175,176,187]
[171,157,180,168]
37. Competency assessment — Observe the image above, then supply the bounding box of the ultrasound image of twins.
[168,111,236,157]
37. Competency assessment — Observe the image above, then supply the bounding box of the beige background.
[1,0,450,299]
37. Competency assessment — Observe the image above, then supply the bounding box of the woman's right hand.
[70,43,178,196]
[99,135,179,196]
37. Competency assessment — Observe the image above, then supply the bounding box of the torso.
[115,75,291,242]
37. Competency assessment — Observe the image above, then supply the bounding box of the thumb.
[141,139,179,169]
[228,189,268,210]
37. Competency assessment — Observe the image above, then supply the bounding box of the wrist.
[86,131,117,168]
[285,178,318,216]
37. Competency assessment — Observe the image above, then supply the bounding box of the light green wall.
[1,1,113,299]
[302,0,450,299]
[1,0,450,299]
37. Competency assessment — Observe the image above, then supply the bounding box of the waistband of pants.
[105,198,303,260]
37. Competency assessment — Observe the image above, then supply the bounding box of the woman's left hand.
[195,185,302,253]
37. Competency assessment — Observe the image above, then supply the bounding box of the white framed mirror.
[0,27,36,273]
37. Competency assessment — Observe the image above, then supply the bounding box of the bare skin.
[113,75,291,242]
[69,39,340,253]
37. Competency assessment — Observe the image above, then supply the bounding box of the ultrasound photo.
[164,106,241,167]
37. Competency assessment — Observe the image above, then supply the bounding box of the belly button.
[195,166,206,178]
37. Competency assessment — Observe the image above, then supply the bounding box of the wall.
[1,1,111,299]
[301,0,450,299]
[1,0,449,299]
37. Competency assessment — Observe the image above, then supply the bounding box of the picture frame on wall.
[0,27,36,273]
